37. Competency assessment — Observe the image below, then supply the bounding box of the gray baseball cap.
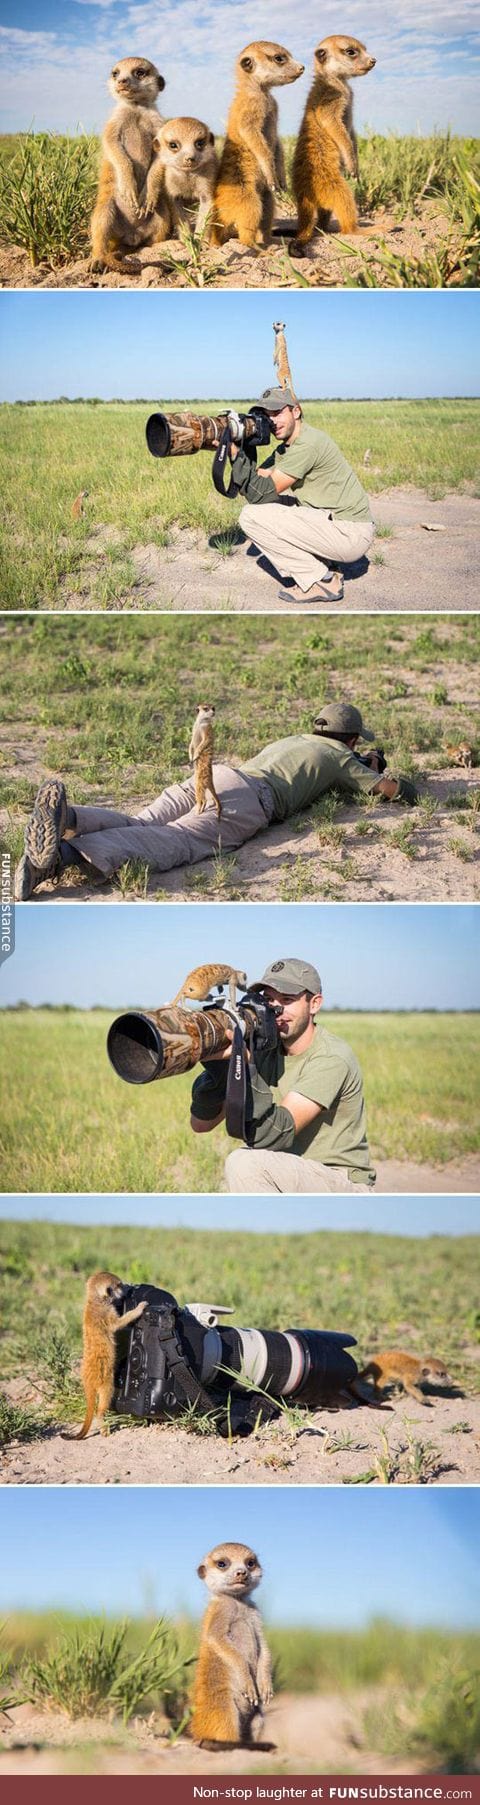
[250,957,322,997]
[314,701,375,742]
[256,386,297,412]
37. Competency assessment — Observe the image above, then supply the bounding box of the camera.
[146,407,271,461]
[107,991,281,1087]
[112,1284,359,1436]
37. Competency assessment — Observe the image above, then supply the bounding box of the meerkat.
[71,489,89,520]
[292,35,376,253]
[445,742,474,769]
[359,1351,452,1405]
[190,1542,275,1750]
[74,1271,146,1439]
[209,42,304,250]
[273,321,296,398]
[188,704,222,819]
[172,963,247,1008]
[151,118,218,237]
[90,56,167,273]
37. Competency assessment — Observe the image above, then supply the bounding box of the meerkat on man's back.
[292,35,375,252]
[191,1542,275,1750]
[90,56,167,272]
[210,41,304,249]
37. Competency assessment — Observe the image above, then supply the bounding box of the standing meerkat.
[190,1542,274,1750]
[273,321,296,398]
[90,56,167,273]
[71,489,89,520]
[209,42,304,249]
[359,1351,452,1405]
[172,963,247,1008]
[151,118,218,236]
[292,35,375,253]
[74,1271,146,1439]
[188,704,222,819]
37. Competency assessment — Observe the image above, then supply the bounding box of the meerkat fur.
[292,35,375,252]
[191,1542,274,1749]
[210,42,304,249]
[359,1350,452,1405]
[74,1271,146,1438]
[90,56,168,272]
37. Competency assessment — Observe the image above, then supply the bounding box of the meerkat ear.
[240,55,254,72]
[197,1563,206,1578]
[315,47,327,64]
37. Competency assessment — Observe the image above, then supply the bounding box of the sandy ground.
[53,490,480,613]
[0,1689,439,1775]
[0,200,457,292]
[2,1382,479,1489]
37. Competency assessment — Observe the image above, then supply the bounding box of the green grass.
[365,1655,480,1772]
[0,397,479,607]
[0,611,479,853]
[1,1008,479,1193]
[0,1218,478,1437]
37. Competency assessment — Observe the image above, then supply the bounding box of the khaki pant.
[239,501,375,593]
[224,1148,375,1194]
[68,765,274,877]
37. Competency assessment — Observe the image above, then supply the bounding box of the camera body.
[358,746,387,775]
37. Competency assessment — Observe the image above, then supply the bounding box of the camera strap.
[212,425,236,498]
[225,1018,247,1139]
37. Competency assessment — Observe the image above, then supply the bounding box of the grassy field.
[0,1009,479,1193]
[0,130,479,287]
[0,1217,478,1438]
[1,398,479,608]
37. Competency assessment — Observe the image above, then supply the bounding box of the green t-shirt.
[274,422,371,522]
[259,1021,375,1184]
[242,733,379,822]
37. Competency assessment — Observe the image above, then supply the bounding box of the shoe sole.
[25,779,67,871]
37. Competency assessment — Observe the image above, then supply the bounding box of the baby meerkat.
[292,35,375,253]
[172,962,247,1008]
[90,56,167,273]
[74,1271,146,1439]
[359,1351,452,1405]
[445,742,474,769]
[190,1542,275,1750]
[210,41,304,249]
[152,118,218,237]
[188,703,222,819]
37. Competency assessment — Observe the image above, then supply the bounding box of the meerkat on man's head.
[151,118,218,236]
[190,1542,275,1750]
[292,35,375,253]
[210,42,304,249]
[359,1350,453,1405]
[188,703,222,819]
[273,321,296,397]
[90,56,168,273]
[73,1270,146,1439]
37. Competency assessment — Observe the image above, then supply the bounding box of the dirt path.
[0,1689,432,1774]
[2,1387,478,1489]
[0,199,454,292]
[55,491,480,612]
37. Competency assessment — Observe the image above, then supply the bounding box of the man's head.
[250,957,322,1048]
[255,385,302,443]
[313,701,375,751]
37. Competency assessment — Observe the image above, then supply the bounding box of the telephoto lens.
[106,994,280,1084]
[145,406,271,459]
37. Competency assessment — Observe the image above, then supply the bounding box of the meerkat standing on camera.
[172,962,247,1008]
[210,42,304,249]
[151,118,218,236]
[90,57,167,273]
[74,1271,146,1439]
[292,35,375,252]
[190,1542,275,1750]
[188,704,222,819]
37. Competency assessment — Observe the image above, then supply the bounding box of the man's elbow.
[190,1112,224,1135]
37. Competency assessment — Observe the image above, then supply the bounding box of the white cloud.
[0,0,479,134]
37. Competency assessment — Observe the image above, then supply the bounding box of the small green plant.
[431,682,449,705]
[367,1659,480,1772]
[389,822,417,858]
[449,838,474,862]
[0,131,98,266]
[26,1617,191,1724]
[0,1391,45,1446]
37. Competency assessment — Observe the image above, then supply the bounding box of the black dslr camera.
[112,1284,359,1437]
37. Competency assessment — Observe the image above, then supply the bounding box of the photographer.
[190,957,376,1195]
[15,701,417,899]
[226,386,375,603]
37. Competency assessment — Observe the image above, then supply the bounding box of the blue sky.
[0,1490,478,1626]
[0,1194,477,1234]
[2,903,479,1010]
[1,293,479,402]
[1,0,479,135]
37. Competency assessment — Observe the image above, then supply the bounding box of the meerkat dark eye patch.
[195,139,206,150]
[215,1558,229,1569]
[345,47,358,56]
[169,142,180,151]
[272,54,286,63]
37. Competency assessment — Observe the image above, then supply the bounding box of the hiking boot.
[24,778,69,872]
